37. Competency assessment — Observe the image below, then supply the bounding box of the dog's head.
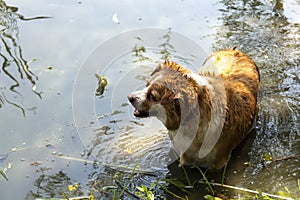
[128,61,199,130]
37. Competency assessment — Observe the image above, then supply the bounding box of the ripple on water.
[84,48,198,173]
[241,64,300,193]
[91,124,172,172]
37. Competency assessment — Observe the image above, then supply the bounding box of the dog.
[128,48,260,169]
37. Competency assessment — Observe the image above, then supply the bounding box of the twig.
[1,145,46,155]
[56,155,158,176]
[197,180,294,200]
[273,154,300,162]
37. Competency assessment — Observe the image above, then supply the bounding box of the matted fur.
[128,48,260,169]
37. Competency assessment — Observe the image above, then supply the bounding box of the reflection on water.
[25,170,84,199]
[214,0,300,195]
[132,28,181,63]
[0,1,49,116]
[159,28,174,60]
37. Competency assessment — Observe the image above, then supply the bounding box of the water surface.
[0,0,299,199]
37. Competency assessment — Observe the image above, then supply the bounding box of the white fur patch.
[149,73,163,85]
[130,87,148,109]
[187,72,209,86]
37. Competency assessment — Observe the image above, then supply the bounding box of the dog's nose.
[128,94,135,103]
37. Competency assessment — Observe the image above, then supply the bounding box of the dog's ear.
[150,63,163,76]
[161,93,181,105]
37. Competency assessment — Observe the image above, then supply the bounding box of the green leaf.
[0,169,8,181]
[136,185,155,200]
[142,185,148,192]
[204,195,215,200]
[147,191,154,200]
[136,186,144,192]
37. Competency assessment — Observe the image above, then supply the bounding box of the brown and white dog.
[128,48,260,169]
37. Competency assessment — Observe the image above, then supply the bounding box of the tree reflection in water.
[0,0,50,116]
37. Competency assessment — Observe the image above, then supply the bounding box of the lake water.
[0,0,299,199]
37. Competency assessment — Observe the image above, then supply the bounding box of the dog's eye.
[147,91,158,101]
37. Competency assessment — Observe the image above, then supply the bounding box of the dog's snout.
[128,89,146,105]
[128,94,136,103]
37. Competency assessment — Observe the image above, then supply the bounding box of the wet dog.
[128,48,259,169]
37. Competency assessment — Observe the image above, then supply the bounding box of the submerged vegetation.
[109,166,300,200]
[26,154,300,200]
[0,141,299,199]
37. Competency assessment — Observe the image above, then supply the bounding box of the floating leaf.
[32,84,37,92]
[30,161,42,166]
[0,169,8,181]
[95,74,108,96]
[112,12,120,24]
[7,162,12,169]
[68,183,79,191]
[126,147,131,154]
[68,185,75,191]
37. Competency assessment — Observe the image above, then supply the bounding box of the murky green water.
[0,0,299,199]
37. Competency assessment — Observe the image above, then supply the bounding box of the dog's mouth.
[133,108,149,118]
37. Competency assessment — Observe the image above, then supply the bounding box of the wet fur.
[128,48,260,169]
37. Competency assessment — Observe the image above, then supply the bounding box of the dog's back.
[190,48,260,168]
[201,48,259,94]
